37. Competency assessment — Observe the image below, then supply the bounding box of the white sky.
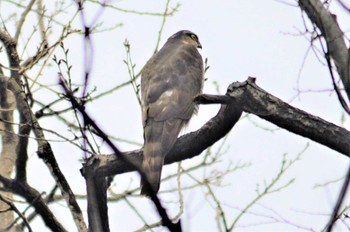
[2,0,350,231]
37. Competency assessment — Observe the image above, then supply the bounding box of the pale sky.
[2,0,350,231]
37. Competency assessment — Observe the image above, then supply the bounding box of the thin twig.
[14,0,36,42]
[325,164,350,231]
[153,0,172,54]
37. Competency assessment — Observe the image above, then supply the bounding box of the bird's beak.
[197,42,202,49]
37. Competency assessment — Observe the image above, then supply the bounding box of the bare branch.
[298,0,350,102]
[61,76,182,232]
[229,78,350,156]
[0,175,67,232]
[0,194,33,232]
[0,73,17,231]
[87,0,181,17]
[325,162,350,231]
[7,78,87,231]
[194,94,232,104]
[14,0,36,42]
[85,78,350,179]
[153,0,172,53]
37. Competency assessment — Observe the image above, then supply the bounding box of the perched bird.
[140,30,204,196]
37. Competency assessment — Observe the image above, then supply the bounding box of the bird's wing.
[142,44,203,123]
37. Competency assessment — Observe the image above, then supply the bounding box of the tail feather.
[141,141,164,196]
[140,119,186,196]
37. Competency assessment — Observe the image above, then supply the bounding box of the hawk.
[140,30,204,196]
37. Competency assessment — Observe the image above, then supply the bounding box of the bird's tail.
[140,119,186,196]
[140,140,164,196]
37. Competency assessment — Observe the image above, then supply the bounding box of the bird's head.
[168,30,202,49]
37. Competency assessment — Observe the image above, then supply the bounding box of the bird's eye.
[190,34,196,40]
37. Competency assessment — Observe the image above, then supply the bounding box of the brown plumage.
[140,30,204,196]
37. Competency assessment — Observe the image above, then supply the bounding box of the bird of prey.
[140,30,204,196]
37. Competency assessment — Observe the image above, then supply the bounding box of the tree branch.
[0,194,33,232]
[0,73,17,231]
[84,163,109,232]
[229,77,350,156]
[0,27,22,230]
[6,76,87,232]
[298,0,350,102]
[14,0,36,42]
[61,76,182,231]
[83,78,350,180]
[325,161,350,232]
[0,175,66,232]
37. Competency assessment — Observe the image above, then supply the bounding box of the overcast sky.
[2,0,350,231]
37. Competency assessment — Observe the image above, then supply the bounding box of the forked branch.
[85,77,350,178]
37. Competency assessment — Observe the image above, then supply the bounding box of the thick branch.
[228,78,350,156]
[299,0,350,101]
[0,73,17,230]
[0,194,33,232]
[83,78,350,179]
[0,29,20,80]
[0,29,30,184]
[83,96,243,177]
[83,160,109,232]
[0,175,66,232]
